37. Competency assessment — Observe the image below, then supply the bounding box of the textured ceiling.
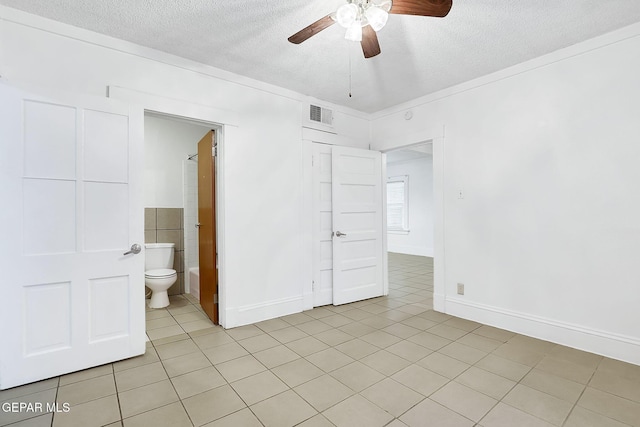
[2,1,640,113]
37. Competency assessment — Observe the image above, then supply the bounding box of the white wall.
[387,156,434,257]
[0,6,370,328]
[145,115,209,208]
[372,24,640,365]
[183,159,199,292]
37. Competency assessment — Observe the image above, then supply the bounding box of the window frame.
[386,175,409,234]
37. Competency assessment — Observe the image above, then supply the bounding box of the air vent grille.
[309,104,333,126]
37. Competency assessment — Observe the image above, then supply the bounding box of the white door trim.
[108,86,238,328]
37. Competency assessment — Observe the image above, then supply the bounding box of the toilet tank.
[145,243,175,270]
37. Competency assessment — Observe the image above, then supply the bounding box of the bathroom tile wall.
[144,207,184,295]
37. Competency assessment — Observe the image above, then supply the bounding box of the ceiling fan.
[288,0,453,59]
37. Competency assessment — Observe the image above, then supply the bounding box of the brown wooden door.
[197,130,218,324]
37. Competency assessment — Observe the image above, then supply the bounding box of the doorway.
[384,142,435,308]
[143,114,220,325]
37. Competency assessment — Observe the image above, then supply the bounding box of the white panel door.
[0,82,145,389]
[331,146,386,305]
[311,143,334,306]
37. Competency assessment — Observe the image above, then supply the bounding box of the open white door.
[331,146,386,305]
[0,83,145,389]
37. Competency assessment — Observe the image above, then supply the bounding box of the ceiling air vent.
[309,104,333,126]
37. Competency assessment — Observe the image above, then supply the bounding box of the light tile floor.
[2,253,640,426]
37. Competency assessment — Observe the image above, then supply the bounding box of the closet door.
[0,82,145,389]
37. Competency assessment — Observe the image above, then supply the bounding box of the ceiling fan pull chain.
[349,49,353,98]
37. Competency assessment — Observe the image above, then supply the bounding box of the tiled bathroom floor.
[2,253,640,427]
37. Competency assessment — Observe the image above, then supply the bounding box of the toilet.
[145,243,178,309]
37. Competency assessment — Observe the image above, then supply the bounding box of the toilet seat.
[145,268,177,279]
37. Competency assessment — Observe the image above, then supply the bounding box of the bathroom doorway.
[144,113,220,323]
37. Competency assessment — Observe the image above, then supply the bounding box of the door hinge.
[312,155,314,167]
[214,294,218,304]
[312,280,315,291]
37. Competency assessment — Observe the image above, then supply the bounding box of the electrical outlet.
[457,190,464,199]
[457,283,465,295]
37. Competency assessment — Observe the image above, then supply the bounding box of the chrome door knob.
[123,243,142,255]
[335,231,347,237]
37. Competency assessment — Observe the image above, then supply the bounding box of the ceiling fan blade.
[288,15,336,44]
[361,25,381,58]
[389,0,452,17]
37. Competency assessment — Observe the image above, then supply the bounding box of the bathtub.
[189,267,200,301]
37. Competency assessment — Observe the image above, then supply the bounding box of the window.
[387,175,409,232]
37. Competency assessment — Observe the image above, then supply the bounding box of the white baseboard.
[444,297,640,366]
[387,244,433,257]
[224,296,305,329]
[433,293,445,312]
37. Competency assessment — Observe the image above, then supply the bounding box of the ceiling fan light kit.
[288,0,453,58]
[345,21,363,42]
[336,0,391,37]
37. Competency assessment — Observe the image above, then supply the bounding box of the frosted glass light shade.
[365,6,388,32]
[336,3,359,28]
[345,21,363,41]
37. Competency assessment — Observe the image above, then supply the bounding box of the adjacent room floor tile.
[400,398,475,427]
[323,394,394,427]
[360,378,424,417]
[170,366,226,399]
[215,355,266,383]
[118,380,179,419]
[392,364,449,396]
[271,358,324,388]
[502,384,573,426]
[430,381,497,422]
[122,401,192,427]
[56,374,116,406]
[250,390,317,427]
[114,361,167,392]
[480,402,555,427]
[329,361,385,392]
[577,387,640,427]
[455,366,516,400]
[230,371,289,406]
[182,385,246,426]
[201,408,263,427]
[52,395,121,427]
[294,374,354,412]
